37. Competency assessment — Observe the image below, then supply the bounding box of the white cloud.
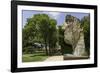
[48,12,60,19]
[42,11,61,19]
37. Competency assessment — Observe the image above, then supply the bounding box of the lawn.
[22,52,48,62]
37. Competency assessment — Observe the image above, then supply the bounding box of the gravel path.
[44,56,63,61]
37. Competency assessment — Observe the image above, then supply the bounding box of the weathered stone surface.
[63,15,86,56]
[73,32,86,56]
[63,15,80,47]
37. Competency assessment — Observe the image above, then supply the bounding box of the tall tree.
[22,18,37,53]
[81,15,90,55]
[23,14,57,55]
[48,19,57,55]
[37,14,50,55]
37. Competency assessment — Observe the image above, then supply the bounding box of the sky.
[22,10,89,27]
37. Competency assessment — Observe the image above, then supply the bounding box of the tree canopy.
[81,15,90,55]
[22,14,57,55]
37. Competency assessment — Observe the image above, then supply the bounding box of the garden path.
[44,56,63,61]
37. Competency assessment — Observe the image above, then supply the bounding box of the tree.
[37,14,57,55]
[22,18,37,54]
[48,19,57,55]
[37,14,50,55]
[81,15,90,55]
[58,26,64,54]
[22,14,57,55]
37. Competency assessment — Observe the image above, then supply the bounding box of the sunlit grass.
[22,52,48,62]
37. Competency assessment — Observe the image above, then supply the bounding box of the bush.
[23,46,35,54]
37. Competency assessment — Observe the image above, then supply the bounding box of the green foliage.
[81,15,90,55]
[23,14,57,55]
[23,46,35,54]
[48,19,57,55]
[58,26,73,54]
[23,13,90,58]
[22,17,37,48]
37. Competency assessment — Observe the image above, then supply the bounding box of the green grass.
[22,52,48,62]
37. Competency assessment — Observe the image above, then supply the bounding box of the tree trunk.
[44,39,48,55]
